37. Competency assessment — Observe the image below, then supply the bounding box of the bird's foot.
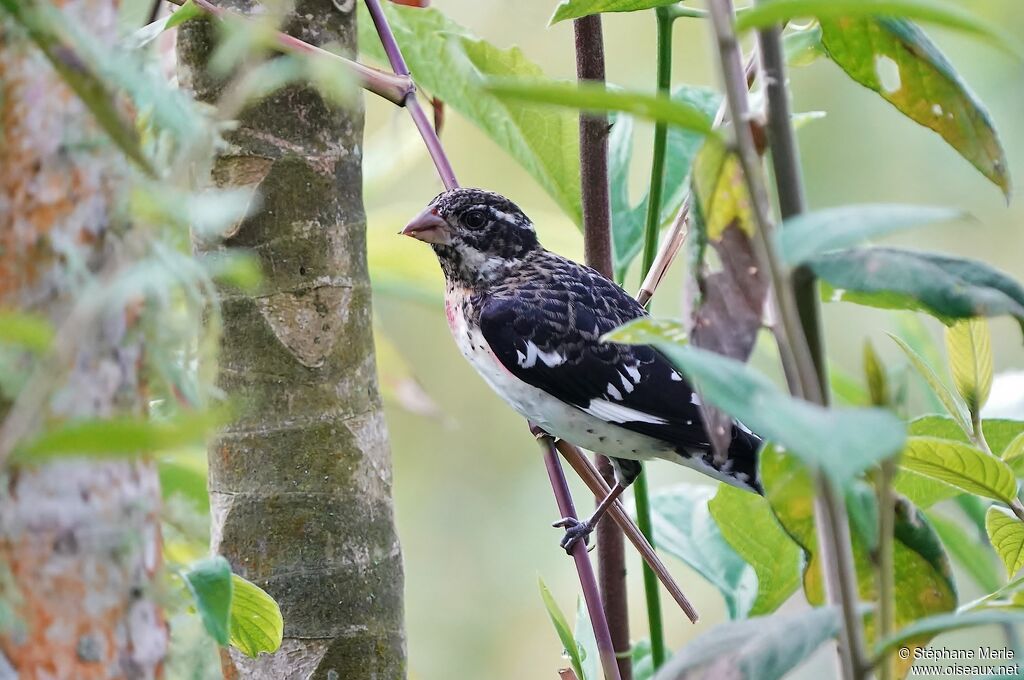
[552,516,594,554]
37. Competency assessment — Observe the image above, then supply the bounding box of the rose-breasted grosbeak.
[402,188,762,550]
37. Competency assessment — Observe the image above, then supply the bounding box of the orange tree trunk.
[177,2,407,677]
[0,0,167,678]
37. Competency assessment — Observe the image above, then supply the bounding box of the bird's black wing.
[477,255,710,450]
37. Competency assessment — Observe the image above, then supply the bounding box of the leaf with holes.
[709,483,801,616]
[900,437,1016,503]
[817,249,1024,334]
[549,0,682,24]
[945,319,993,416]
[986,507,1024,578]
[820,17,1011,197]
[358,3,582,224]
[229,574,283,658]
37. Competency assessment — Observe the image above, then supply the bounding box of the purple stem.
[364,4,619,675]
[363,0,458,189]
[539,435,623,680]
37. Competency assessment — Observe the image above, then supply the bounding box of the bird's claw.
[552,516,594,554]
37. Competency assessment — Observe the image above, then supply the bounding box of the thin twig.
[539,435,622,680]
[708,2,868,679]
[164,0,415,106]
[555,440,699,624]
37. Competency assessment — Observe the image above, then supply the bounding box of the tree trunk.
[176,2,407,677]
[0,1,167,678]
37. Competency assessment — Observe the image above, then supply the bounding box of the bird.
[401,187,762,551]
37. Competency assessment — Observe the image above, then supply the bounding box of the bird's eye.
[463,210,487,229]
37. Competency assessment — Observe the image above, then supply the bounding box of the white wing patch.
[606,383,622,400]
[516,341,565,368]
[584,398,668,425]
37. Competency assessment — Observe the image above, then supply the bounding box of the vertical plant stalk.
[875,460,896,680]
[360,1,625,670]
[540,435,623,680]
[708,2,868,679]
[632,6,676,670]
[573,14,632,680]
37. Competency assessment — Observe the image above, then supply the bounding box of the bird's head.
[401,188,539,285]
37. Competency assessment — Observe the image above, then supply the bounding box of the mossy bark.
[176,3,406,677]
[0,1,167,677]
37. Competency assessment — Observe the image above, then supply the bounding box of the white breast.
[444,289,675,463]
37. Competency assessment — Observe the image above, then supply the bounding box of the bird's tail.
[726,426,763,495]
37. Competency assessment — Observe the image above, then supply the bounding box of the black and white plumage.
[403,188,763,501]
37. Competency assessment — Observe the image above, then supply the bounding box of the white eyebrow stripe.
[584,399,668,425]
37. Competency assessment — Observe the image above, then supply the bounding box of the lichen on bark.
[177,2,406,677]
[0,1,167,677]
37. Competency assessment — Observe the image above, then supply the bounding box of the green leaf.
[890,334,971,434]
[605,339,906,487]
[776,204,963,267]
[817,249,1024,332]
[538,577,586,680]
[735,0,1015,53]
[900,437,1017,504]
[651,607,840,680]
[945,319,993,416]
[709,483,801,616]
[609,87,720,279]
[760,446,956,673]
[549,0,681,24]
[358,4,582,224]
[648,484,757,620]
[183,557,233,646]
[926,511,1001,593]
[986,507,1024,578]
[573,598,599,680]
[165,0,203,30]
[908,415,1024,454]
[893,469,959,508]
[13,410,223,463]
[820,17,1011,197]
[486,80,715,137]
[0,0,155,176]
[863,340,890,407]
[875,610,1024,656]
[1002,432,1024,476]
[158,455,210,513]
[229,574,283,658]
[632,639,655,680]
[0,311,55,353]
[784,24,825,67]
[603,318,688,346]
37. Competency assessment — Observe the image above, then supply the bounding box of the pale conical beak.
[401,208,452,245]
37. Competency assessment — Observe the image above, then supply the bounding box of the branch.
[165,0,414,106]
[704,2,867,679]
[555,440,699,624]
[538,434,622,680]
